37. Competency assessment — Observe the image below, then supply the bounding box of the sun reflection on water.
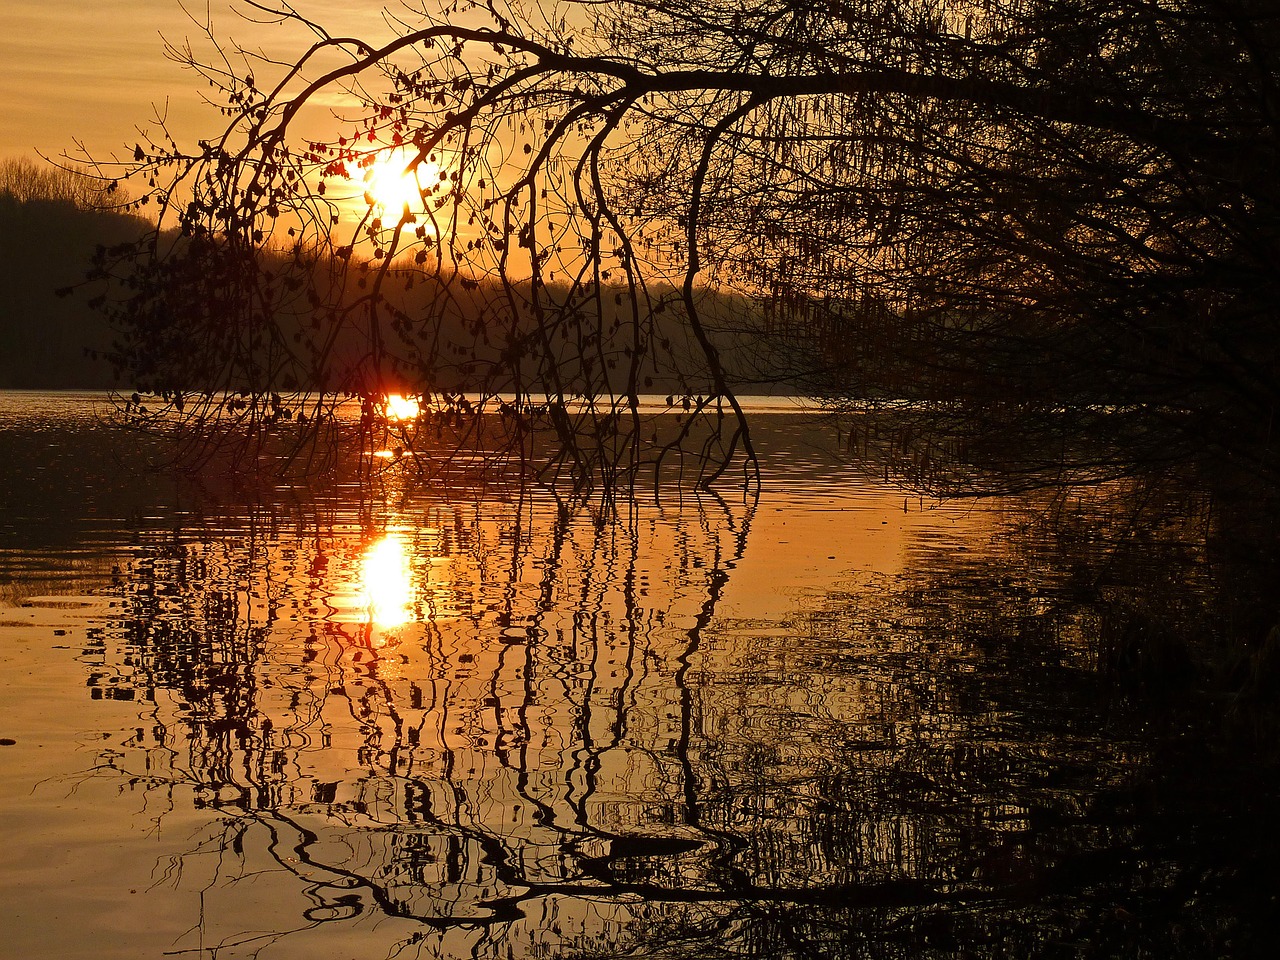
[362,533,414,628]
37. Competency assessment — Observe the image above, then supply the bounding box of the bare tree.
[91,0,1279,499]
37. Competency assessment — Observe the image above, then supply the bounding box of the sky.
[0,1,406,168]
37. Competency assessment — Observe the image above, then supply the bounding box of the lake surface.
[1,391,1274,959]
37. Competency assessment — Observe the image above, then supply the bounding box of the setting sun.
[383,393,421,420]
[362,149,439,217]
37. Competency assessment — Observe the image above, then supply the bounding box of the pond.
[0,390,1274,959]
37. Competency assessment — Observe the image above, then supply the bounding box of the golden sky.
[0,2,402,167]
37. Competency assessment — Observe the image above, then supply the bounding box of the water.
[0,391,1273,958]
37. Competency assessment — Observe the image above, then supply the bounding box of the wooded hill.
[0,183,810,396]
[0,191,147,388]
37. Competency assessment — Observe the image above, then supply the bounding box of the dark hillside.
[0,194,147,388]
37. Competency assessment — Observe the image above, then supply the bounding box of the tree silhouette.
[93,0,1278,497]
[0,156,126,209]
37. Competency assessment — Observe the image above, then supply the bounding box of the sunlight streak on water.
[362,533,413,629]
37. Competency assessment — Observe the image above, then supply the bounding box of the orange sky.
[0,2,404,168]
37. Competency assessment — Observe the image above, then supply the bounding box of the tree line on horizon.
[0,155,823,401]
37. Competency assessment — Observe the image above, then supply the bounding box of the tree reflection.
[74,465,1275,958]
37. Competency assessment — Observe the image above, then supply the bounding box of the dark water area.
[1,391,1276,959]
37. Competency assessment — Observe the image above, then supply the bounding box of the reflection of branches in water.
[71,477,1272,959]
[149,813,373,959]
[77,485,770,950]
[606,501,1268,960]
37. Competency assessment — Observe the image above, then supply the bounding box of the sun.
[362,148,439,218]
[383,393,421,420]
